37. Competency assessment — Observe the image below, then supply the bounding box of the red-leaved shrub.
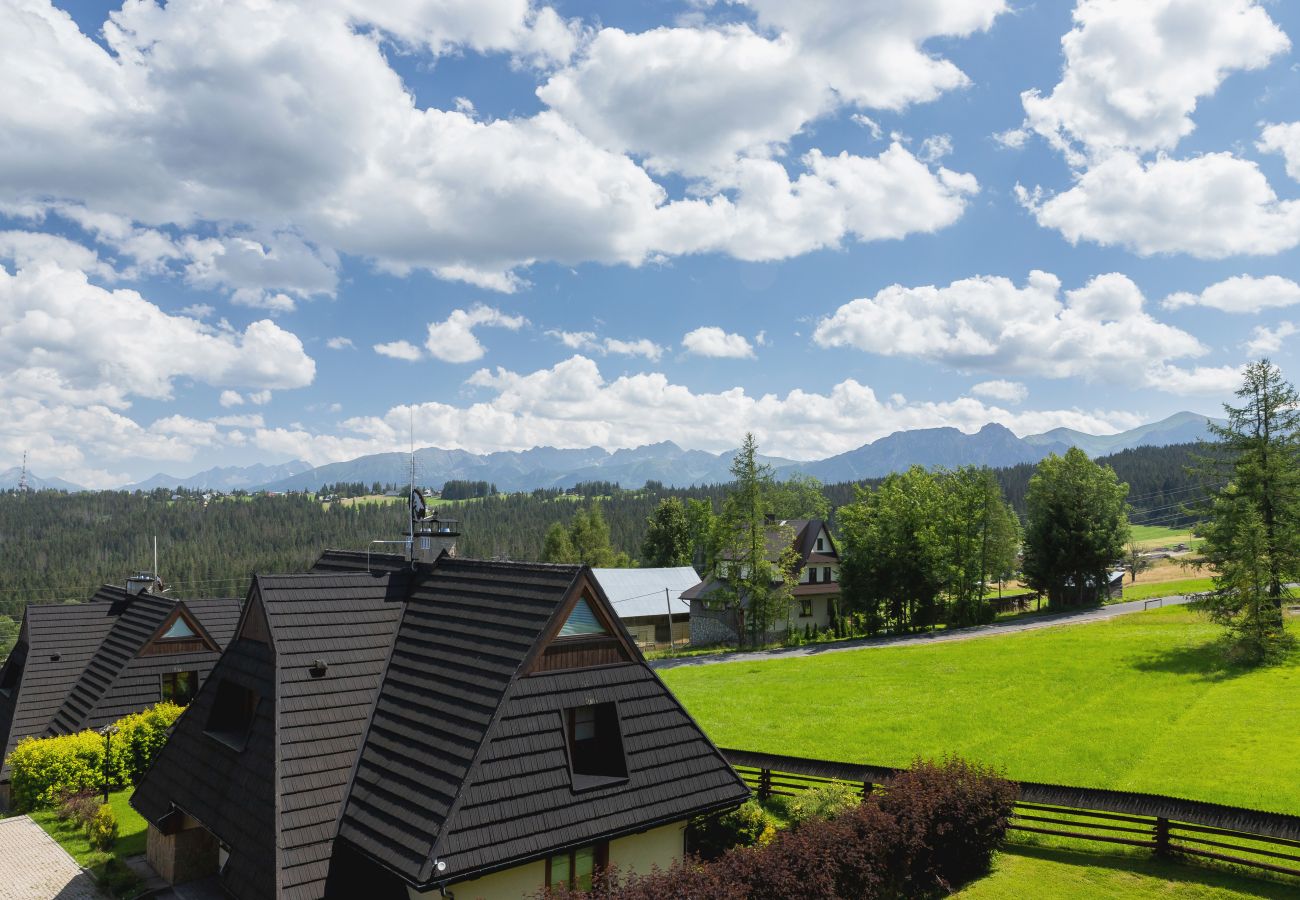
[535,757,1016,899]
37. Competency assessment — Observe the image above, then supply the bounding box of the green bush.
[687,800,778,859]
[87,804,119,852]
[5,701,183,811]
[787,781,861,826]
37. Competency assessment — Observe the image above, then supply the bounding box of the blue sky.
[3,0,1300,486]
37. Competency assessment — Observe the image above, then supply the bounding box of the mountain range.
[7,411,1222,494]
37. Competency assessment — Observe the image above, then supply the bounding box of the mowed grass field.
[661,606,1300,814]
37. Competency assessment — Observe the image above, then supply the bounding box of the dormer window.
[204,679,258,751]
[565,702,627,789]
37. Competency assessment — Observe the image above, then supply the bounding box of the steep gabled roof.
[1,588,242,780]
[311,549,411,577]
[131,571,407,900]
[336,559,583,885]
[1,591,122,778]
[337,558,749,890]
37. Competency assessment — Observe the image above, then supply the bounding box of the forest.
[0,441,1203,658]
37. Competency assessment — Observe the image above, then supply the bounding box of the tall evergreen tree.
[714,434,799,646]
[1022,448,1130,607]
[939,467,1021,627]
[541,522,577,563]
[1191,360,1300,663]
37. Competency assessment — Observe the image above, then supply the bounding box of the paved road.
[0,815,105,900]
[650,592,1197,670]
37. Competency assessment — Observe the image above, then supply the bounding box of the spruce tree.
[1192,359,1300,663]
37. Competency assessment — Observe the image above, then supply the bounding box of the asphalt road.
[649,591,1198,670]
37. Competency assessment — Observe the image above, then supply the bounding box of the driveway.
[651,591,1197,670]
[0,815,105,900]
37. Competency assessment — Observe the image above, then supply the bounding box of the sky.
[3,0,1300,487]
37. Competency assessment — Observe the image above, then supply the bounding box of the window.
[204,679,259,750]
[816,537,825,551]
[565,702,627,789]
[161,670,198,705]
[807,567,817,584]
[823,566,832,582]
[799,598,812,617]
[161,617,196,640]
[547,843,608,891]
[559,597,608,637]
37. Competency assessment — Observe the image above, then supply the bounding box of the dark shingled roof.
[133,552,749,897]
[0,587,241,781]
[132,571,407,900]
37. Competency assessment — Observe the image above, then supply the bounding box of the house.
[588,566,699,649]
[131,547,750,899]
[0,575,242,809]
[682,518,841,645]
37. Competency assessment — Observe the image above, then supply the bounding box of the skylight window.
[559,597,608,637]
[204,679,259,751]
[565,701,627,789]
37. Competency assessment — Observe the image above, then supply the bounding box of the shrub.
[687,801,777,859]
[87,804,119,851]
[5,701,184,811]
[879,757,1018,894]
[786,781,860,826]
[57,788,100,826]
[537,757,1014,899]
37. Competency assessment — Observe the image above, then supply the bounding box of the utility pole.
[665,587,676,653]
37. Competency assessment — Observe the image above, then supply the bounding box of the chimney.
[126,572,158,596]
[410,514,459,565]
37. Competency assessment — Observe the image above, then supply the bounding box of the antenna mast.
[17,450,30,492]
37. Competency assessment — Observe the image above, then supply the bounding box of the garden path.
[0,815,105,900]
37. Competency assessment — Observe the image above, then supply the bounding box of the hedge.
[6,701,183,811]
[539,757,1016,899]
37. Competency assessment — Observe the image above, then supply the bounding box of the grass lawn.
[1122,578,1216,602]
[661,606,1300,814]
[958,843,1300,899]
[1129,524,1196,546]
[29,789,147,896]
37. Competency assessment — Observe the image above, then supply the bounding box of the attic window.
[558,597,608,638]
[204,679,259,751]
[816,537,825,551]
[565,702,627,790]
[161,670,197,705]
[161,618,196,640]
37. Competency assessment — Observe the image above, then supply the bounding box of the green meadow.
[662,606,1300,815]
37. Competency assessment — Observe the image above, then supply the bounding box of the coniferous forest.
[0,442,1204,658]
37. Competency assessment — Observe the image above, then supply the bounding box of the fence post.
[1154,817,1170,856]
[758,768,772,801]
[861,780,873,801]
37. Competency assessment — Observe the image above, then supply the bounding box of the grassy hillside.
[662,606,1300,814]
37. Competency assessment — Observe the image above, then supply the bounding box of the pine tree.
[541,522,576,563]
[1191,360,1300,663]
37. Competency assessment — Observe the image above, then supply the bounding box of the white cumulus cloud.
[681,327,756,359]
[1018,152,1300,258]
[1244,322,1297,357]
[971,380,1028,404]
[1259,122,1300,182]
[813,270,1231,394]
[1163,275,1300,313]
[1019,0,1288,162]
[374,340,424,362]
[425,305,527,364]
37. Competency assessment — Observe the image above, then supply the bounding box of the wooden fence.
[721,748,1300,881]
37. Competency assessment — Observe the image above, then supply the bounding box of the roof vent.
[309,659,328,678]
